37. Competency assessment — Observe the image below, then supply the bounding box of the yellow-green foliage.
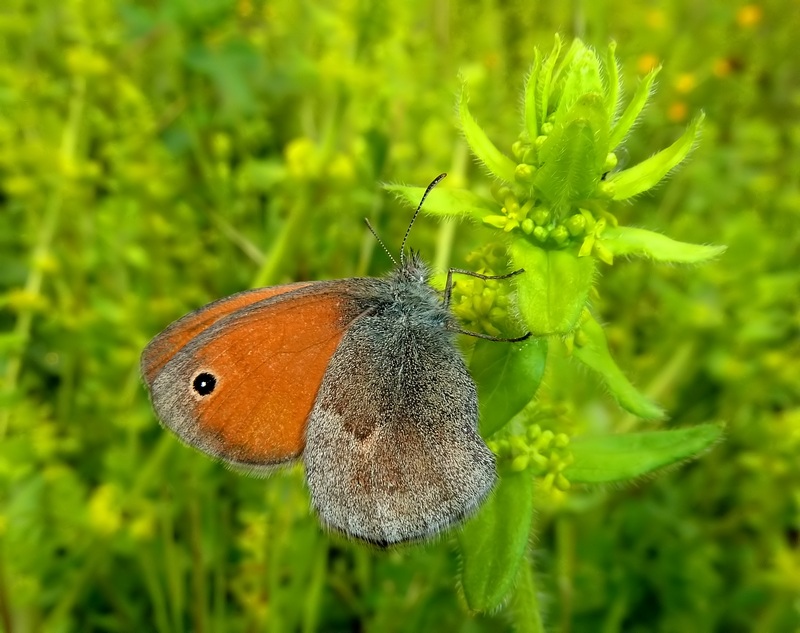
[1,1,798,631]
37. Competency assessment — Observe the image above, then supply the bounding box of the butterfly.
[141,174,528,545]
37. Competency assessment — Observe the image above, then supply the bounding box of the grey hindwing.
[303,306,497,545]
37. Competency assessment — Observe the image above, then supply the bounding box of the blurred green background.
[1,0,799,631]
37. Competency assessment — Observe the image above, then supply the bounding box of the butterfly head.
[396,248,430,285]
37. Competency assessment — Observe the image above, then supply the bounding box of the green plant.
[390,36,725,620]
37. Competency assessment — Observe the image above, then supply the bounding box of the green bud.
[530,453,549,471]
[565,214,587,237]
[534,135,548,151]
[521,218,534,234]
[554,433,570,449]
[491,184,513,204]
[515,163,537,184]
[597,181,615,199]
[511,140,526,160]
[510,436,528,455]
[527,424,542,441]
[533,226,548,242]
[536,430,555,450]
[541,122,554,135]
[521,146,538,165]
[532,207,551,226]
[550,225,569,246]
[603,152,618,172]
[510,454,530,472]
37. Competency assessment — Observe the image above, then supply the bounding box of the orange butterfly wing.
[141,281,370,468]
[141,282,312,384]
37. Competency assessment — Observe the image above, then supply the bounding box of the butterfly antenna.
[400,172,447,265]
[364,219,398,266]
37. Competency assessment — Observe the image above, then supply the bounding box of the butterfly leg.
[444,268,531,343]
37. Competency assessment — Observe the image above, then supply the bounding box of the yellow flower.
[638,54,660,75]
[668,101,688,123]
[285,137,320,180]
[88,484,122,536]
[645,9,667,30]
[237,0,254,18]
[713,58,733,78]
[675,73,697,94]
[737,5,763,27]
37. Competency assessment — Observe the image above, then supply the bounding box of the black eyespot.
[193,372,216,396]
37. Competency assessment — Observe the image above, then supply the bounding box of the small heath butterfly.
[141,174,528,545]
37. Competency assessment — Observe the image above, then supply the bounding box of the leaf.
[458,469,534,612]
[537,34,563,124]
[383,184,495,222]
[604,41,620,121]
[535,94,608,207]
[535,120,597,207]
[554,47,604,120]
[572,313,666,420]
[510,239,596,336]
[458,86,518,184]
[602,226,727,263]
[471,337,548,436]
[565,423,724,483]
[523,49,542,140]
[610,113,705,200]
[609,65,661,149]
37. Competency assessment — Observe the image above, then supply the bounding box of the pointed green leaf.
[604,41,620,121]
[602,226,727,263]
[565,423,724,483]
[553,37,583,85]
[458,469,534,612]
[555,47,604,120]
[510,240,595,336]
[572,313,666,419]
[535,119,598,207]
[609,65,661,148]
[523,50,542,140]
[472,337,548,436]
[610,112,704,200]
[537,34,563,123]
[383,184,496,222]
[458,87,517,184]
